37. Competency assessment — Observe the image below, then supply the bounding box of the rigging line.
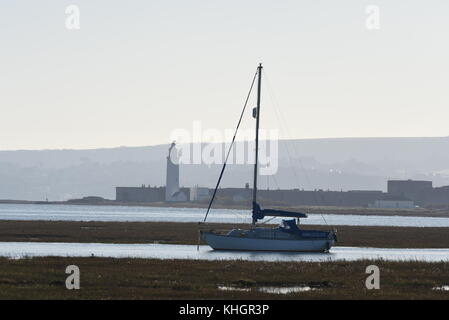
[263,72,301,190]
[259,216,277,225]
[259,71,301,189]
[271,171,280,190]
[202,68,259,223]
[265,71,331,228]
[264,70,332,228]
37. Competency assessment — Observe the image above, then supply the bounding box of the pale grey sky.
[1,1,448,150]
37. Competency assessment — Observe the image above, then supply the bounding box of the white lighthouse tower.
[165,142,187,202]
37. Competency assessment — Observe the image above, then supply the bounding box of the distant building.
[115,185,190,203]
[387,180,432,205]
[116,185,164,202]
[114,153,449,207]
[114,142,189,203]
[370,200,415,209]
[190,186,210,202]
[423,185,449,207]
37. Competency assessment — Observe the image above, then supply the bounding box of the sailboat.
[200,63,337,252]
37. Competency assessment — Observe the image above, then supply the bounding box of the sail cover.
[252,202,307,221]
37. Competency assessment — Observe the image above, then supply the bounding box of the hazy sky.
[1,1,449,150]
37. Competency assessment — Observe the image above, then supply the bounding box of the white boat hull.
[202,232,334,252]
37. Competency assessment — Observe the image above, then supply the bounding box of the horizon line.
[1,135,448,152]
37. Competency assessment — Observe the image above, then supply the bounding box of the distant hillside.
[1,137,448,201]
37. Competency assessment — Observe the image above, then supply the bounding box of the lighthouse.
[165,142,187,202]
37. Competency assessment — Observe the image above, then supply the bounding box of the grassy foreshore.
[1,257,449,299]
[1,220,449,248]
[1,221,449,299]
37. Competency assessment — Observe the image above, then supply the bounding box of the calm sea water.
[1,203,449,227]
[2,242,449,262]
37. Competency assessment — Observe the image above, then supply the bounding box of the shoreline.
[1,199,449,218]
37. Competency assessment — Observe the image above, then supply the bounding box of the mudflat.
[0,220,449,248]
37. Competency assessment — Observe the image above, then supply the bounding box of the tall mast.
[252,63,263,224]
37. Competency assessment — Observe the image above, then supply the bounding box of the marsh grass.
[1,257,449,299]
